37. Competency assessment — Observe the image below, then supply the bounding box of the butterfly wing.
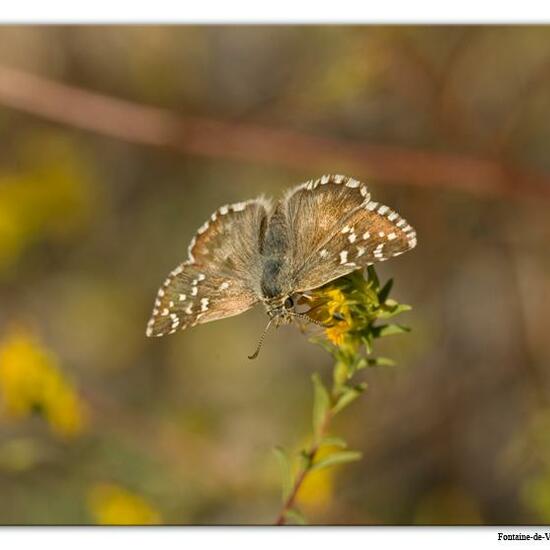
[282,174,417,293]
[146,198,270,337]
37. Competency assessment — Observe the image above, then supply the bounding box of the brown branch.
[492,56,550,154]
[0,64,549,199]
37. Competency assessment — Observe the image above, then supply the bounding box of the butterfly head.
[266,295,296,327]
[248,295,326,359]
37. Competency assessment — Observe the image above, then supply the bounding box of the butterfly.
[145,174,417,357]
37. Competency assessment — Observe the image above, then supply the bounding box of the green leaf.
[333,360,349,388]
[332,383,367,415]
[361,334,373,354]
[273,447,294,502]
[367,265,380,290]
[365,356,396,367]
[378,278,394,303]
[284,508,308,525]
[319,436,348,449]
[311,450,362,472]
[343,354,367,379]
[312,374,331,437]
[372,323,410,338]
[378,302,412,319]
[362,287,380,307]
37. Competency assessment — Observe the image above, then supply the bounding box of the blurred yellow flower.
[0,134,95,272]
[295,444,342,512]
[0,327,87,438]
[295,467,334,512]
[88,483,162,525]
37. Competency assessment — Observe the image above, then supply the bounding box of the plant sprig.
[274,266,412,525]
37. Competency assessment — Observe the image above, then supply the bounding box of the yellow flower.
[0,327,87,438]
[88,483,162,525]
[295,444,343,512]
[324,288,351,320]
[305,285,355,347]
[324,322,350,346]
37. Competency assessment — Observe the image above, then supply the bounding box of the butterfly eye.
[284,297,294,309]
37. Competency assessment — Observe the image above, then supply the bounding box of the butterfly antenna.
[289,311,327,328]
[248,317,275,360]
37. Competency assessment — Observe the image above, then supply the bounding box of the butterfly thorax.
[259,204,293,304]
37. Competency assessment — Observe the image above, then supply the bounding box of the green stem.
[275,410,333,525]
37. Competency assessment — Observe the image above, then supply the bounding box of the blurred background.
[0,25,549,525]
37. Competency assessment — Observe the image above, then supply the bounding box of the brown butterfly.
[146,175,417,356]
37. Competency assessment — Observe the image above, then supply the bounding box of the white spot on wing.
[197,221,209,234]
[374,243,385,259]
[200,298,209,312]
[171,265,183,276]
[187,237,196,262]
[339,250,348,264]
[345,178,360,188]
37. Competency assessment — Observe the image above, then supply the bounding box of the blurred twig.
[493,56,550,154]
[0,65,550,199]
